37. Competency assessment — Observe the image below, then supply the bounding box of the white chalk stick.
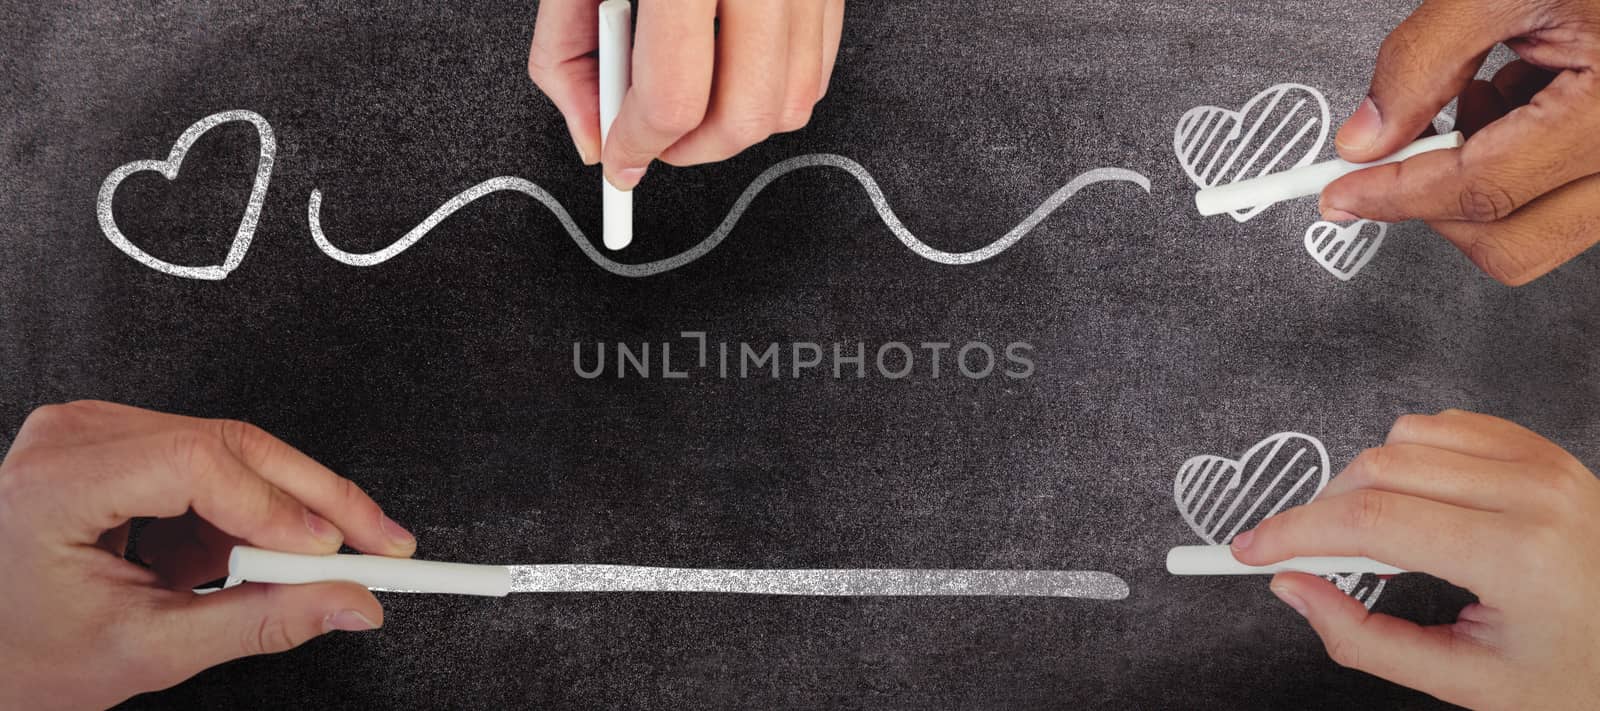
[228,546,512,597]
[599,0,633,250]
[1166,545,1406,576]
[1195,131,1464,217]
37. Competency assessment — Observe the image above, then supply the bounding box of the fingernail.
[1271,583,1309,617]
[323,610,378,633]
[304,510,342,544]
[1336,97,1382,153]
[608,166,647,191]
[381,514,415,548]
[1231,529,1255,550]
[1321,207,1360,223]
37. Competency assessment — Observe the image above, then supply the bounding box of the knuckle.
[718,112,778,149]
[19,401,93,441]
[1347,490,1387,533]
[167,428,221,479]
[333,473,364,510]
[245,615,299,657]
[1457,180,1518,223]
[608,128,655,162]
[640,93,708,137]
[525,40,563,87]
[216,418,275,463]
[1385,414,1428,442]
[654,151,688,167]
[1374,32,1431,101]
[1349,447,1391,484]
[1376,28,1420,68]
[777,99,816,133]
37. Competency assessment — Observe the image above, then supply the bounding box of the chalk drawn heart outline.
[1174,83,1330,223]
[96,109,275,281]
[1305,219,1386,281]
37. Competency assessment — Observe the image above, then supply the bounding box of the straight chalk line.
[221,546,1130,599]
[508,565,1130,599]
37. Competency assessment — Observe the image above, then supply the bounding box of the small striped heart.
[1305,219,1387,281]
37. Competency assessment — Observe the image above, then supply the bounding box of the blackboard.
[4,1,1599,708]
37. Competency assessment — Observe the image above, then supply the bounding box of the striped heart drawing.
[1305,219,1387,281]
[1175,431,1329,544]
[1173,83,1330,222]
[1174,431,1386,608]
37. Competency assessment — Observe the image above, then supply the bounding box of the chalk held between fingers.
[229,546,513,597]
[1195,131,1464,217]
[1166,545,1407,576]
[599,0,633,250]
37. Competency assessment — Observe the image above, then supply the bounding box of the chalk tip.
[602,182,633,251]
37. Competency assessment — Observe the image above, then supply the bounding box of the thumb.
[147,582,382,683]
[1339,0,1496,161]
[1269,572,1503,707]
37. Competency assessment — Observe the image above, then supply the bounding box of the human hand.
[1232,409,1600,710]
[528,0,845,191]
[0,401,417,710]
[1319,0,1600,286]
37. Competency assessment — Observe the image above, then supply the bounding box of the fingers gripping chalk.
[1194,132,1463,217]
[1166,545,1406,576]
[599,0,633,250]
[228,546,512,596]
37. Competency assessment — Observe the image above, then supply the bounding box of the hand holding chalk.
[1309,0,1600,285]
[527,0,848,200]
[0,402,416,709]
[1210,409,1600,708]
[1194,132,1462,217]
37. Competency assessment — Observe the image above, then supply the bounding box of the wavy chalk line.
[309,159,1151,278]
[99,110,1150,279]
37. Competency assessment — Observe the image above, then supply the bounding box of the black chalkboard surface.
[4,1,1598,708]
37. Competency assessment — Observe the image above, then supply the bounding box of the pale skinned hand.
[0,401,418,710]
[528,0,845,191]
[1233,410,1600,710]
[1320,0,1600,286]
